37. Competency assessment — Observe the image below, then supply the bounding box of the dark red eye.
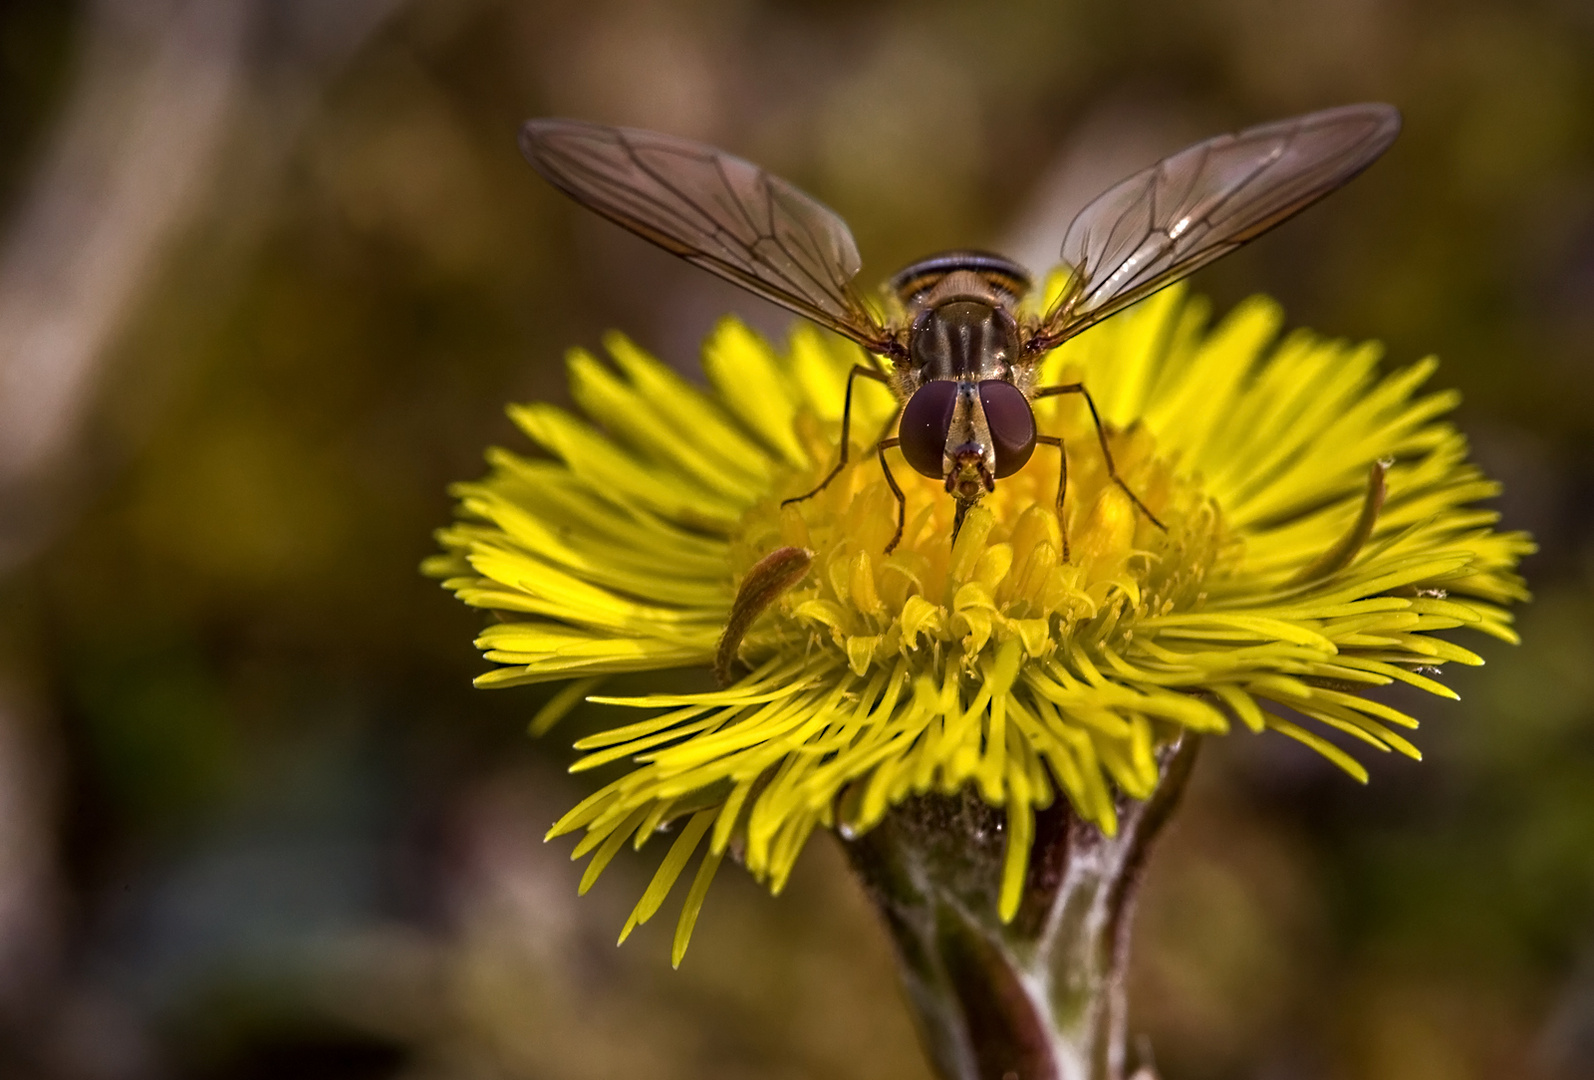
[900,381,958,478]
[978,381,1035,478]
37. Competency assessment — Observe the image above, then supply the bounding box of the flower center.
[728,398,1230,676]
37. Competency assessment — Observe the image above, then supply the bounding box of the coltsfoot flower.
[426,282,1530,964]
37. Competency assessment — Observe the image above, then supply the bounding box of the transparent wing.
[1033,103,1401,349]
[520,119,894,351]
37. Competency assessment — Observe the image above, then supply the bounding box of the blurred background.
[0,0,1590,1077]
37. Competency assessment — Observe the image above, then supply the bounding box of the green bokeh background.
[1,1,1591,1078]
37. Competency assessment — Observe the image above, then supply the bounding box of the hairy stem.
[840,736,1199,1080]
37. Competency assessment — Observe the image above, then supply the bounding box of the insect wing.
[1035,103,1401,348]
[521,119,892,350]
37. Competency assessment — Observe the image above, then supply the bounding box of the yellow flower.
[426,281,1530,965]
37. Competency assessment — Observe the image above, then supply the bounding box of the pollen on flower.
[728,392,1223,688]
[427,281,1532,962]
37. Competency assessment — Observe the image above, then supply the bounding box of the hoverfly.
[520,104,1401,554]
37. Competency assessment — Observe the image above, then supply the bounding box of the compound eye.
[978,381,1035,478]
[900,381,958,479]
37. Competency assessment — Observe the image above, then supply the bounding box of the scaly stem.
[840,736,1199,1080]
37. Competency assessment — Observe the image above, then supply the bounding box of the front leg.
[875,437,908,554]
[1034,434,1070,561]
[1035,382,1167,532]
[783,364,895,506]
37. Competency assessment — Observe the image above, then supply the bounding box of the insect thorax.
[892,251,1030,383]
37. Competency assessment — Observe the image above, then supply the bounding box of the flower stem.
[840,736,1200,1080]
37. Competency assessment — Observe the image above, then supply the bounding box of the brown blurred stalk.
[841,737,1199,1080]
[0,0,398,570]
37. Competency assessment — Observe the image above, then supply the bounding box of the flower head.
[427,281,1530,964]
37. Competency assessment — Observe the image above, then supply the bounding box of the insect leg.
[1034,434,1070,561]
[1035,383,1167,531]
[876,437,907,554]
[782,364,894,506]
